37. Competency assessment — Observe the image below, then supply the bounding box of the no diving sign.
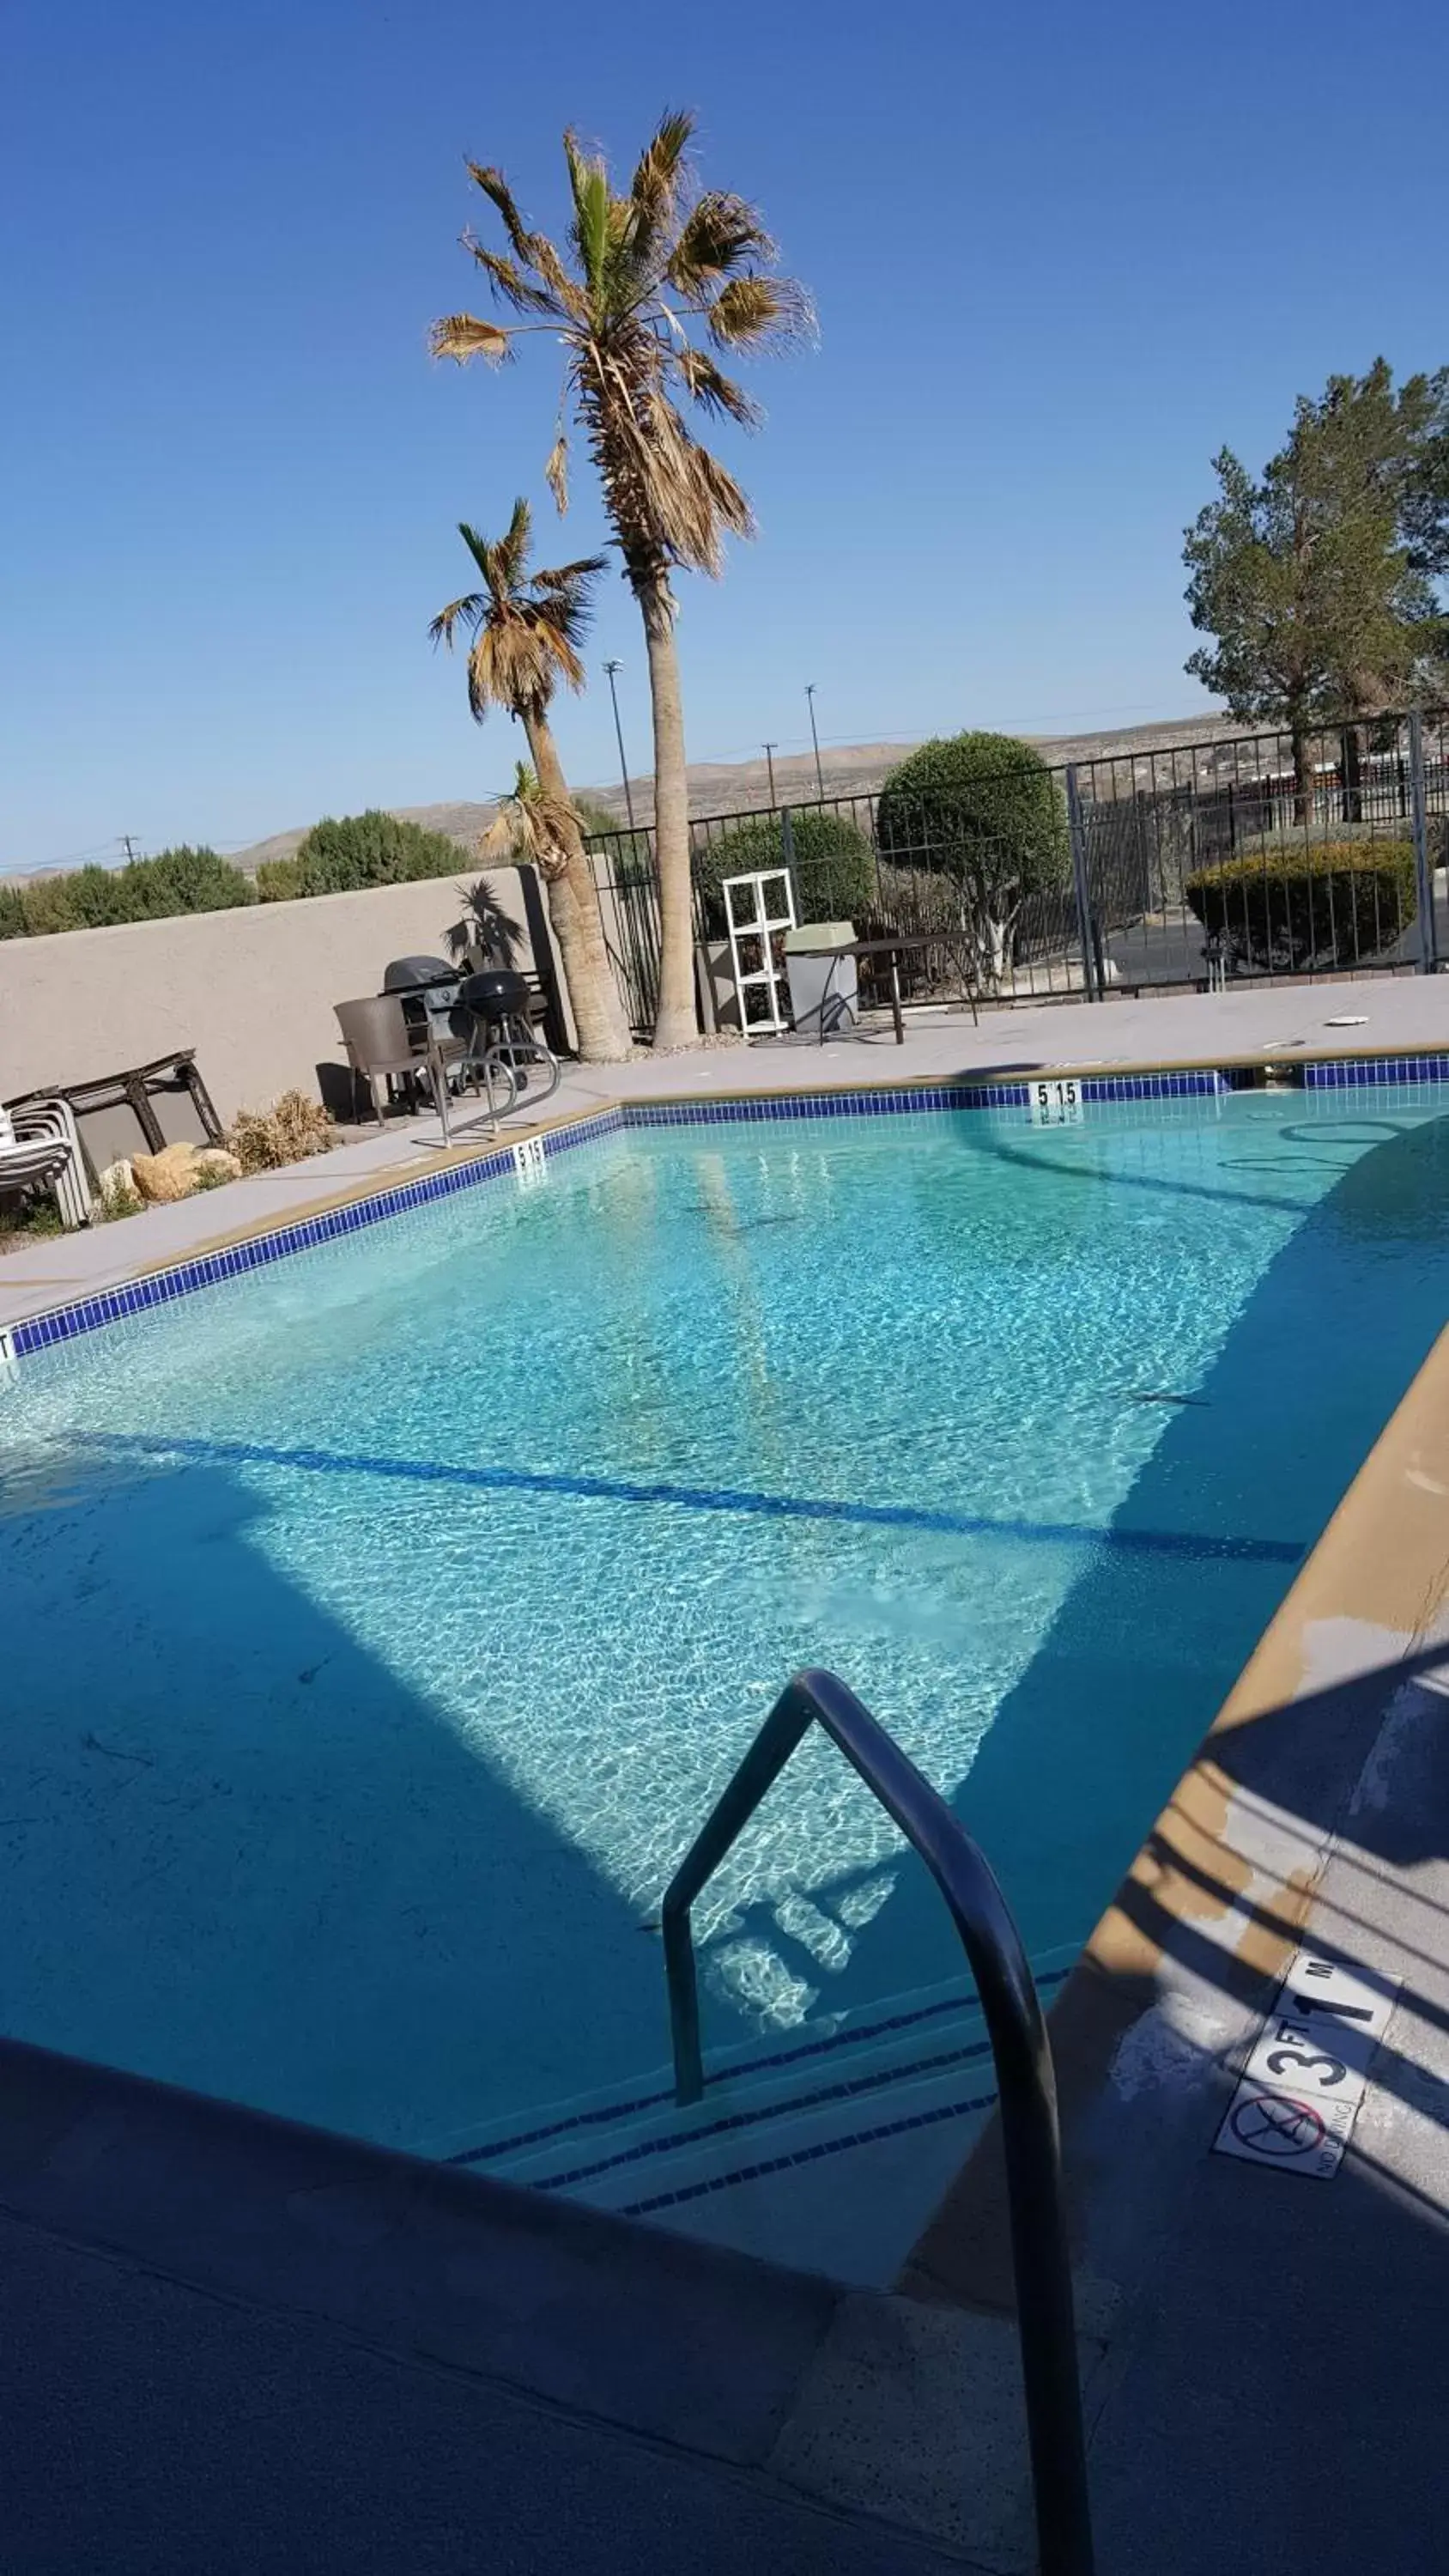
[1213,1948,1397,2181]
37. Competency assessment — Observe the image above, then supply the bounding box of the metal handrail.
[660,1667,1094,2576]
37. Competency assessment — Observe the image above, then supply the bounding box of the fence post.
[1410,711,1438,975]
[1064,766,1099,1000]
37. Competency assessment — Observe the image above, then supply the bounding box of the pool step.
[433,1947,1076,2284]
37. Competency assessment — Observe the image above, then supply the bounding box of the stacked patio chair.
[0,1097,93,1229]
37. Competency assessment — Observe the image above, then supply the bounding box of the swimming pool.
[3,1083,1449,2280]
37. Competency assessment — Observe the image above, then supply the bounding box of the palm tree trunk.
[637,570,697,1049]
[521,712,633,1063]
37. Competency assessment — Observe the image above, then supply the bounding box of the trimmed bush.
[290,810,464,896]
[693,810,876,939]
[1185,841,1417,972]
[875,732,1069,979]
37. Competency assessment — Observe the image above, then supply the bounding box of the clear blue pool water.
[3,1088,1449,2164]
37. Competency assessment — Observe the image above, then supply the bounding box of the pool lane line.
[66,1431,1307,1566]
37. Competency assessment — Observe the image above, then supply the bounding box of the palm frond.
[482,762,579,878]
[430,311,513,366]
[688,438,756,549]
[564,130,614,297]
[627,109,694,266]
[456,522,499,586]
[427,592,486,648]
[465,165,537,267]
[704,273,815,350]
[545,432,569,515]
[534,553,610,586]
[464,238,558,316]
[499,496,533,586]
[667,192,773,296]
[464,162,585,319]
[674,347,761,426]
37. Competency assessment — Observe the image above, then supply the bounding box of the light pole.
[764,741,779,808]
[603,659,636,831]
[805,685,824,800]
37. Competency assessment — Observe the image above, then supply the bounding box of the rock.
[130,1140,242,1202]
[131,1143,204,1203]
[97,1158,137,1212]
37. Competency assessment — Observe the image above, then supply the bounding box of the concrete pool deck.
[6,966,1449,1338]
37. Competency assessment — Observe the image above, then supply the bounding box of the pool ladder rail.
[661,1667,1094,2576]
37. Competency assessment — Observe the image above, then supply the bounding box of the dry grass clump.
[226,1091,335,1174]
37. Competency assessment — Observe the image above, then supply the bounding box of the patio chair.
[0,1098,93,1228]
[334,994,456,1127]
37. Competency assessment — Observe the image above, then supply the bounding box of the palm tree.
[431,113,809,1049]
[428,501,632,1061]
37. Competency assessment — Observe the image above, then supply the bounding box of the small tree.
[291,811,464,896]
[1184,361,1447,811]
[428,502,631,1060]
[876,733,1069,982]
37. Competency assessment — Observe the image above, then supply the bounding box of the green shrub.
[876,733,1069,883]
[1,847,252,937]
[0,884,27,940]
[291,810,463,896]
[255,854,306,902]
[118,845,254,917]
[21,863,135,933]
[875,733,1069,978]
[1185,841,1417,972]
[693,810,877,939]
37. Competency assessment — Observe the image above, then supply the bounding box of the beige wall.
[0,868,567,1124]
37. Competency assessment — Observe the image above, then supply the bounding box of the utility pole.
[120,835,141,862]
[603,660,636,831]
[764,742,779,808]
[805,685,824,800]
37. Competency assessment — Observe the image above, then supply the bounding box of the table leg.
[889,954,905,1044]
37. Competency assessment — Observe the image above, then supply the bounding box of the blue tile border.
[1303,1052,1449,1090]
[618,2084,1002,2218]
[8,1108,626,1358]
[9,1051,1448,1360]
[446,1964,1073,2172]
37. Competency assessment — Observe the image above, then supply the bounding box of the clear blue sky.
[3,0,1445,871]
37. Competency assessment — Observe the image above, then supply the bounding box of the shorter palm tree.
[429,500,631,1060]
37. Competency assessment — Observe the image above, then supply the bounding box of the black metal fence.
[585,708,1449,1035]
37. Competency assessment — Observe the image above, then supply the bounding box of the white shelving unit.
[722,868,797,1036]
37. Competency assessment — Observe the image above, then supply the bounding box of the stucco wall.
[0,868,565,1124]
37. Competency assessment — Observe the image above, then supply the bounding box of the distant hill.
[227,714,1230,875]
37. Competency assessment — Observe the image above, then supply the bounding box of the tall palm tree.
[428,500,632,1061]
[431,113,809,1049]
